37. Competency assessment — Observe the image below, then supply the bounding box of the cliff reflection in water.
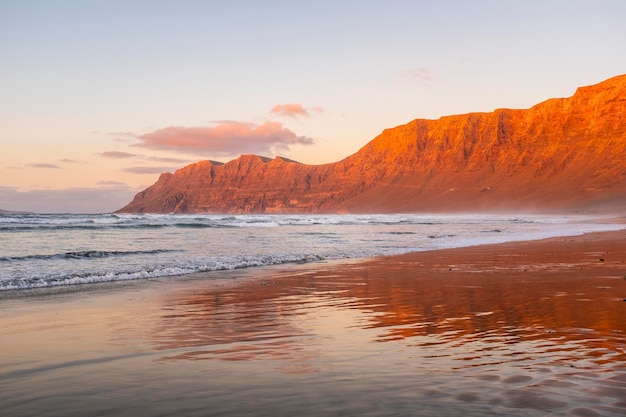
[152,249,626,371]
[148,244,626,415]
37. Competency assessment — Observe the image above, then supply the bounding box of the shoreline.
[2,227,625,301]
[2,228,625,416]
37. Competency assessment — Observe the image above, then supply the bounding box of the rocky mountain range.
[117,75,626,214]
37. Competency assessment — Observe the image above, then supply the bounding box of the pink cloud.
[270,103,324,118]
[134,121,314,156]
[270,103,309,117]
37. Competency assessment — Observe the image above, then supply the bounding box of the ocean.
[2,213,626,416]
[1,213,624,291]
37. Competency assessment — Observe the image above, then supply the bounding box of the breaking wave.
[2,213,623,291]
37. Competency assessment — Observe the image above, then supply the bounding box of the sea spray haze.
[1,213,624,290]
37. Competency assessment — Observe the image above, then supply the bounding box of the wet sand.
[1,230,626,416]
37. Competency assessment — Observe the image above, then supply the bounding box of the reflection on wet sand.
[153,235,626,415]
[3,233,625,416]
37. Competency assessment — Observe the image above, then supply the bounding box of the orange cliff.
[117,75,626,214]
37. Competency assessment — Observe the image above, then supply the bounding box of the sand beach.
[1,230,625,416]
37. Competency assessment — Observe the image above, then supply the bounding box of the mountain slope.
[117,75,626,214]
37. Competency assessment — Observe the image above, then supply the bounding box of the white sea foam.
[1,213,623,290]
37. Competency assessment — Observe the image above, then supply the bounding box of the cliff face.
[117,75,626,214]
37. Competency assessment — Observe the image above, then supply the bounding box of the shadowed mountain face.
[117,75,626,214]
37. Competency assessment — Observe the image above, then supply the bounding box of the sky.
[1,0,625,213]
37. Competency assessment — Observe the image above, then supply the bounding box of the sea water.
[1,213,623,291]
[2,213,626,417]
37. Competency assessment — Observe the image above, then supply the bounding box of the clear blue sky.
[1,0,625,212]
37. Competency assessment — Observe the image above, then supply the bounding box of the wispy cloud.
[99,151,191,165]
[270,103,324,118]
[100,151,138,159]
[122,166,176,174]
[134,121,314,156]
[148,156,191,164]
[28,163,61,169]
[106,131,136,141]
[97,180,130,187]
[403,67,435,85]
[106,131,136,137]
[12,160,80,169]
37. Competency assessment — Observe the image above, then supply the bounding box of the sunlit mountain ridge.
[117,75,626,214]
